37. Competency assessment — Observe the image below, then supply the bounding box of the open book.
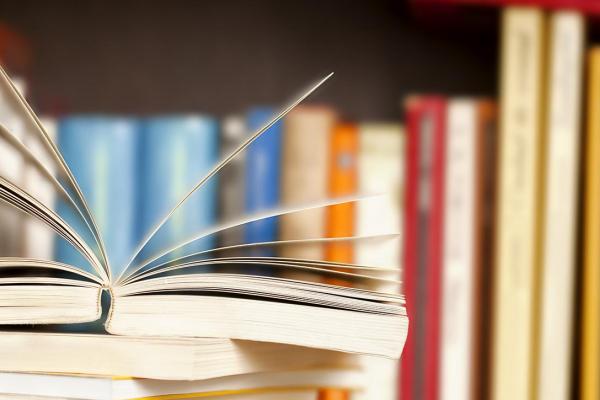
[0,68,407,360]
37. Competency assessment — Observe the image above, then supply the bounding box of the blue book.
[54,116,140,278]
[244,107,282,264]
[139,115,219,267]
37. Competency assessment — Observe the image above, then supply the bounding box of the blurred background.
[0,1,598,400]
[0,0,496,117]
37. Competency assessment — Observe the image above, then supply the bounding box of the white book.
[537,12,584,400]
[0,368,361,400]
[22,116,57,259]
[354,123,404,400]
[439,99,477,400]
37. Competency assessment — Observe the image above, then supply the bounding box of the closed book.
[219,114,246,248]
[325,122,358,285]
[55,116,140,277]
[280,106,336,261]
[581,47,600,400]
[244,107,282,262]
[22,116,57,259]
[139,115,219,266]
[492,7,546,400]
[537,11,584,400]
[354,122,403,400]
[401,96,446,400]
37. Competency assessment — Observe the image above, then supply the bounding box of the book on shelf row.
[401,6,598,400]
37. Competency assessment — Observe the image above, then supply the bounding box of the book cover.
[401,96,446,400]
[492,7,546,400]
[139,115,219,266]
[55,116,140,276]
[581,47,600,400]
[244,107,282,262]
[537,11,584,400]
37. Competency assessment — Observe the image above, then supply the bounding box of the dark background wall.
[0,0,498,120]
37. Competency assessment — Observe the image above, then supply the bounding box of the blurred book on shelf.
[582,46,600,400]
[244,106,282,266]
[280,106,337,272]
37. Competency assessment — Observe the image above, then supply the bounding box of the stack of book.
[0,69,407,399]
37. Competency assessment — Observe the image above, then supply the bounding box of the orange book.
[318,388,351,400]
[325,123,358,286]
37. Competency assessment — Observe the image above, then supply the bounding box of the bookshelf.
[0,0,497,119]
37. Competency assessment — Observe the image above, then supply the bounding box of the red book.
[401,96,447,400]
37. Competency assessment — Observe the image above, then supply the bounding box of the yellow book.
[581,47,600,400]
[492,7,546,400]
[537,11,584,400]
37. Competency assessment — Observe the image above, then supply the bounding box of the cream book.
[537,11,584,400]
[280,105,336,261]
[354,123,404,400]
[0,368,362,400]
[0,331,355,381]
[0,69,408,367]
[492,7,546,400]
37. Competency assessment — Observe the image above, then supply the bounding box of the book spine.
[139,116,219,266]
[581,47,600,400]
[244,107,282,263]
[353,122,403,400]
[354,123,404,282]
[22,116,57,259]
[280,106,336,263]
[55,116,140,276]
[218,115,246,249]
[492,7,546,400]
[401,96,446,400]
[324,122,358,286]
[537,11,584,400]
[471,99,497,400]
[439,99,477,400]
